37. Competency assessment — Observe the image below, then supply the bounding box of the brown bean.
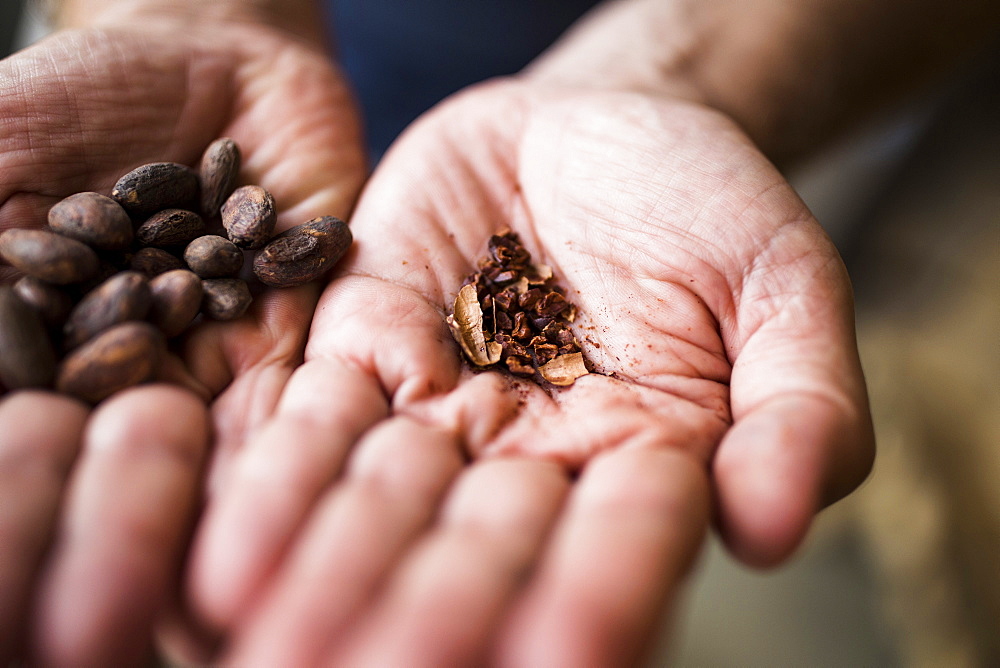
[12,276,75,327]
[56,322,165,404]
[111,162,199,215]
[135,209,206,247]
[129,247,186,277]
[63,271,151,349]
[0,286,57,390]
[221,185,276,249]
[148,269,203,337]
[0,228,100,284]
[47,192,133,250]
[201,278,252,320]
[252,216,352,287]
[183,234,244,278]
[200,138,241,218]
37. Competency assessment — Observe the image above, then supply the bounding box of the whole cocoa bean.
[136,209,206,247]
[183,234,244,278]
[221,185,276,249]
[56,322,165,404]
[200,138,241,218]
[13,276,75,327]
[63,271,151,349]
[0,228,100,284]
[111,162,199,215]
[0,286,57,390]
[253,216,352,287]
[148,269,203,337]
[201,278,252,320]
[130,247,186,277]
[47,192,133,250]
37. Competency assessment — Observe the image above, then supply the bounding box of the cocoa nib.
[447,229,589,386]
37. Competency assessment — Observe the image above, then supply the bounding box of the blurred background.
[4,2,997,665]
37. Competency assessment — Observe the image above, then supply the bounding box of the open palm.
[192,80,874,665]
[0,22,364,665]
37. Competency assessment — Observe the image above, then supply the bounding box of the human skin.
[200,76,872,665]
[0,1,365,663]
[196,1,999,663]
[2,0,997,664]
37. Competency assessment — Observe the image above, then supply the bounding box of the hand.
[186,80,874,664]
[0,15,365,665]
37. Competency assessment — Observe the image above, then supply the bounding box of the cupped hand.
[189,80,874,665]
[0,18,364,665]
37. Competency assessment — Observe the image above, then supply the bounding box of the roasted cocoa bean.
[0,286,57,389]
[47,191,134,250]
[201,278,252,320]
[253,216,352,287]
[183,234,244,278]
[13,276,75,327]
[129,247,186,277]
[148,269,203,337]
[135,209,206,247]
[221,185,276,249]
[449,228,588,385]
[111,162,199,215]
[200,138,241,218]
[0,228,100,285]
[63,271,151,349]
[56,322,165,404]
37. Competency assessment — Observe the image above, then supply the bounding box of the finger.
[328,457,569,667]
[0,392,89,663]
[182,284,318,400]
[26,386,209,667]
[186,356,388,635]
[222,416,465,666]
[185,285,320,490]
[715,280,875,567]
[713,390,875,567]
[494,447,710,667]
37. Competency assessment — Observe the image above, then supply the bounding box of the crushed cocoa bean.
[447,229,589,386]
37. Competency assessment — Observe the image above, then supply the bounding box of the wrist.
[524,0,1000,164]
[522,0,845,163]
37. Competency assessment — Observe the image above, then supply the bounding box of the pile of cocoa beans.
[0,138,352,403]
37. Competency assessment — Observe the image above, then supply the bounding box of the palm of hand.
[0,24,365,665]
[1,23,367,458]
[201,82,873,665]
[322,81,853,471]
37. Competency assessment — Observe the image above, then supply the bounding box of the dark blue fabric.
[325,0,601,160]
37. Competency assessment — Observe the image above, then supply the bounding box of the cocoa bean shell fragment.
[221,185,276,250]
[47,192,134,250]
[184,235,244,278]
[148,269,203,337]
[201,278,252,320]
[200,138,241,218]
[13,276,75,328]
[253,216,352,287]
[111,162,199,215]
[136,209,206,248]
[0,228,100,285]
[129,247,186,278]
[56,322,165,404]
[0,286,57,390]
[63,271,151,349]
